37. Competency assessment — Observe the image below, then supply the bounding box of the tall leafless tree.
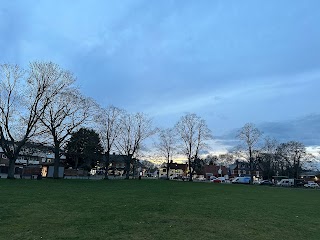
[276,141,306,180]
[96,105,123,179]
[218,153,236,166]
[259,136,278,179]
[0,62,66,178]
[33,63,94,178]
[175,113,212,181]
[236,123,262,183]
[156,128,177,180]
[40,90,93,178]
[115,112,157,179]
[204,154,219,165]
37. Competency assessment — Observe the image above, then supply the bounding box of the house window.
[163,169,166,172]
[243,170,246,174]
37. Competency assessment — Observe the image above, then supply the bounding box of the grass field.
[0,179,319,240]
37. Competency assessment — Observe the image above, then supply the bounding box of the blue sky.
[1,0,320,152]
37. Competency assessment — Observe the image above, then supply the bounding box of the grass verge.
[0,179,319,240]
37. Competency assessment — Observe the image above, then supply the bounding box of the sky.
[1,0,320,154]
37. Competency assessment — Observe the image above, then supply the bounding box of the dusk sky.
[1,0,320,153]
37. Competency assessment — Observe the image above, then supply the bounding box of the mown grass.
[0,179,319,240]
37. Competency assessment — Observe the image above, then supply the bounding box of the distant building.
[229,160,263,179]
[159,161,188,178]
[203,164,228,179]
[300,171,320,183]
[105,153,149,178]
[0,143,66,176]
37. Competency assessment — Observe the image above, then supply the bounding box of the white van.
[277,179,294,187]
[232,177,251,184]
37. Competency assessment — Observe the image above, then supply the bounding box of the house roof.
[231,161,262,171]
[204,165,228,175]
[171,163,187,170]
[162,162,187,171]
[109,154,130,163]
[300,171,320,176]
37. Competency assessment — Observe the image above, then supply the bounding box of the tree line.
[0,62,158,179]
[0,62,316,180]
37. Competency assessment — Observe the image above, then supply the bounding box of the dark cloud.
[219,114,320,147]
[259,114,320,145]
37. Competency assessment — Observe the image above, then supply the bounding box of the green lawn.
[0,179,319,240]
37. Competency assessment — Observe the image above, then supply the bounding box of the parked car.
[277,179,294,187]
[210,176,221,183]
[304,182,319,188]
[296,179,306,187]
[232,177,251,184]
[159,175,168,180]
[217,177,226,182]
[197,176,206,181]
[259,180,274,186]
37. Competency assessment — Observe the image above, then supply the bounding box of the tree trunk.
[7,158,16,179]
[104,151,110,180]
[166,155,170,180]
[53,143,61,179]
[249,147,253,184]
[296,159,300,179]
[74,156,79,169]
[250,157,254,184]
[125,155,131,179]
[188,158,193,181]
[132,159,136,179]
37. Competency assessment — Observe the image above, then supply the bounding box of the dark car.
[295,179,306,187]
[259,180,274,186]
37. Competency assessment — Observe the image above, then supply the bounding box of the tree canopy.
[66,128,103,170]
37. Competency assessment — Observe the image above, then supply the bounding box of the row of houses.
[0,142,68,178]
[0,145,148,178]
[157,160,264,180]
[0,143,263,180]
[1,144,318,182]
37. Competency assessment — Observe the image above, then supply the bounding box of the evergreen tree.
[66,128,103,170]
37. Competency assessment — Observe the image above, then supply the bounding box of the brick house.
[203,164,228,179]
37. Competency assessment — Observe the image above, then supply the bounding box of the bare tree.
[96,105,123,179]
[156,128,177,180]
[204,153,235,166]
[0,62,64,178]
[276,141,306,180]
[33,63,94,179]
[40,90,93,178]
[259,136,278,179]
[236,123,262,183]
[115,112,157,179]
[204,154,219,165]
[175,113,212,181]
[302,153,319,172]
[218,153,236,166]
